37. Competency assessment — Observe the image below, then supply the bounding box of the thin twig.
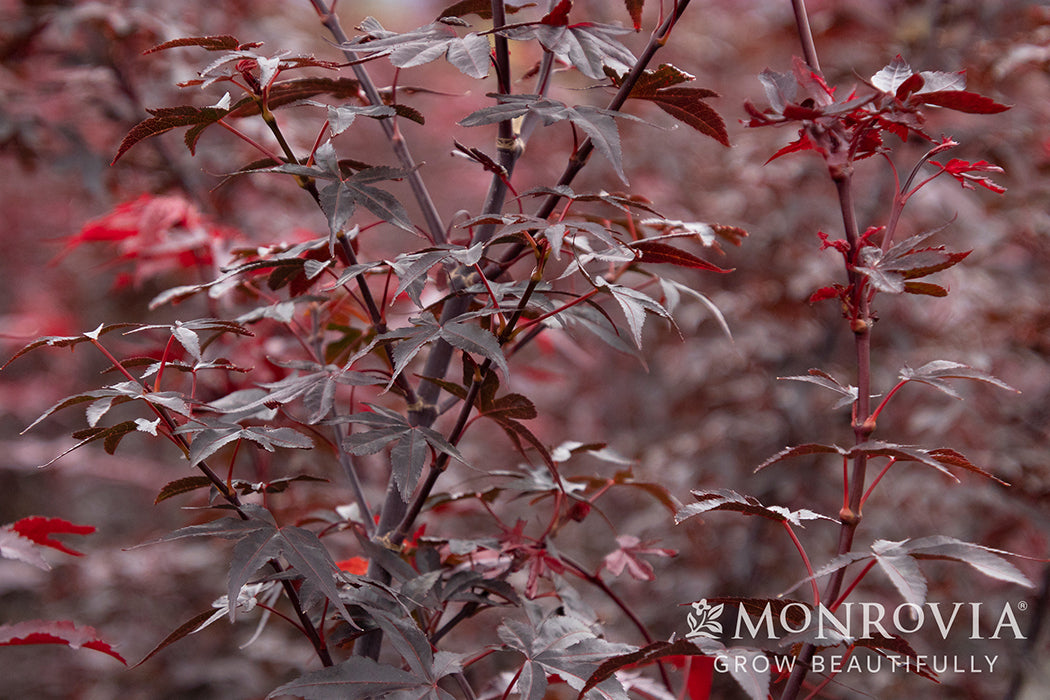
[791,0,820,72]
[308,0,446,244]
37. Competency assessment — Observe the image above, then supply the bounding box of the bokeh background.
[1,0,1047,697]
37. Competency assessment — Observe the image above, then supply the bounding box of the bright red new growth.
[0,620,126,664]
[11,517,95,557]
[930,158,1007,193]
[540,0,572,26]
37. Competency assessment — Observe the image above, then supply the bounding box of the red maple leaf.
[10,516,95,557]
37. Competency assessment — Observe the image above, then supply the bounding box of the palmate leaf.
[780,368,858,409]
[593,276,676,348]
[499,603,634,700]
[379,312,508,389]
[499,1,636,80]
[870,55,1009,114]
[341,404,467,498]
[125,318,253,362]
[601,535,675,581]
[1,516,95,567]
[756,440,1005,484]
[607,63,729,146]
[266,656,456,700]
[186,425,313,467]
[22,380,190,436]
[460,94,643,182]
[855,233,971,294]
[346,18,491,79]
[113,105,230,163]
[152,517,353,625]
[318,170,415,236]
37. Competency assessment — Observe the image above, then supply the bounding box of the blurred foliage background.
[1,0,1047,697]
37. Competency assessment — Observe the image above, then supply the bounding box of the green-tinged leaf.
[266,656,421,699]
[144,35,248,54]
[154,476,215,504]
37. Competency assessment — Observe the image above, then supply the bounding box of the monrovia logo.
[686,599,724,639]
[685,599,1026,643]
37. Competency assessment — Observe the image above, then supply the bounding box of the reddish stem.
[783,522,821,606]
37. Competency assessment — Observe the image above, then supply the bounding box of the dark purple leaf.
[144,35,249,54]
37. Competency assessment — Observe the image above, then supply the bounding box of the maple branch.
[89,337,334,667]
[307,307,375,536]
[790,0,820,72]
[308,0,446,244]
[533,0,694,221]
[561,554,675,694]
